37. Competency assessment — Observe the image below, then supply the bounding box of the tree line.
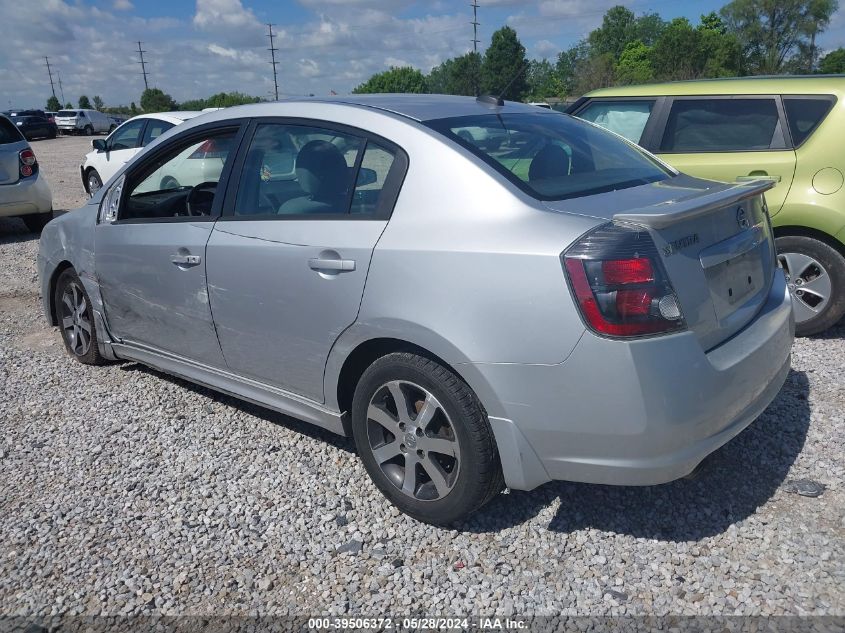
[353,0,844,101]
[46,89,260,115]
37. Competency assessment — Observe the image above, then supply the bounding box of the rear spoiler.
[613,180,775,229]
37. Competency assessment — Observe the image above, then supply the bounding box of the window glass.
[57,111,78,117]
[122,129,237,221]
[234,123,363,216]
[0,117,23,143]
[783,97,834,146]
[661,98,783,152]
[141,119,175,146]
[351,142,396,215]
[426,113,669,201]
[109,120,146,151]
[577,100,654,143]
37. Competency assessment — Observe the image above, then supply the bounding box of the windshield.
[57,110,78,117]
[426,112,670,201]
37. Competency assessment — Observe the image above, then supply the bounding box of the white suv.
[55,109,114,136]
[81,112,201,195]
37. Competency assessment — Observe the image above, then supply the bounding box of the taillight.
[189,139,217,159]
[563,222,685,338]
[19,149,37,178]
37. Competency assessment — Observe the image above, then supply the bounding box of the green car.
[569,76,845,336]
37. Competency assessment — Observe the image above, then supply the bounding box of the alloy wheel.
[366,380,461,501]
[60,282,92,356]
[88,173,102,196]
[779,251,832,324]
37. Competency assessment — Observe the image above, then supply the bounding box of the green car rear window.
[783,97,835,146]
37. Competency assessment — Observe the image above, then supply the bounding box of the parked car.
[10,109,47,119]
[38,96,793,524]
[569,76,845,336]
[0,115,53,232]
[13,115,57,141]
[81,112,202,195]
[45,111,57,124]
[55,109,113,136]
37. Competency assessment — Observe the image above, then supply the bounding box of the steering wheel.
[185,181,217,216]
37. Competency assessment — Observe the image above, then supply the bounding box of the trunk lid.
[547,174,777,350]
[0,140,28,186]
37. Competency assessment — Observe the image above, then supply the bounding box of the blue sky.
[2,0,844,110]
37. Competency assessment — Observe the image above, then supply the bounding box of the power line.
[470,1,480,53]
[267,23,280,101]
[57,72,66,104]
[137,41,149,90]
[44,57,56,99]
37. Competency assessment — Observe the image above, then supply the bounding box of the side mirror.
[357,167,377,187]
[92,139,107,152]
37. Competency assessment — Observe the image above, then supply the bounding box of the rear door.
[650,96,797,213]
[206,119,408,402]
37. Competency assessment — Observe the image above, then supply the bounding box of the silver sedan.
[38,95,794,525]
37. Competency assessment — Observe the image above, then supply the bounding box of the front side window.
[660,98,784,152]
[233,123,363,216]
[141,119,175,146]
[783,97,835,146]
[109,120,146,151]
[426,112,669,201]
[577,100,655,144]
[121,129,237,221]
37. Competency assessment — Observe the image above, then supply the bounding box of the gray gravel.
[0,141,843,617]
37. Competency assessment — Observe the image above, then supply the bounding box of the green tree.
[651,17,741,80]
[556,41,591,95]
[428,54,481,96]
[588,6,638,58]
[721,0,839,74]
[481,26,528,101]
[46,95,61,111]
[78,95,92,109]
[615,41,654,84]
[93,95,104,110]
[64,102,73,109]
[526,59,564,101]
[352,67,428,94]
[819,47,845,72]
[130,102,138,115]
[181,92,261,110]
[140,88,178,112]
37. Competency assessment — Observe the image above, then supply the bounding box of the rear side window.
[0,117,23,143]
[577,100,655,144]
[783,97,834,146]
[660,98,784,152]
[141,119,175,146]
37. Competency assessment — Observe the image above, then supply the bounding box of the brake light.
[563,223,685,338]
[189,139,220,159]
[19,149,37,178]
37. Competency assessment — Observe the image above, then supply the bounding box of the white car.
[81,112,201,196]
[55,109,113,136]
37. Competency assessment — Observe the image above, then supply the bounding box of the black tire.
[84,125,93,136]
[22,211,53,233]
[351,352,504,525]
[54,268,106,365]
[108,124,116,133]
[86,169,103,196]
[776,235,845,336]
[49,128,56,139]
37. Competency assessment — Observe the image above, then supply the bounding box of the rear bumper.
[476,271,795,489]
[0,173,52,217]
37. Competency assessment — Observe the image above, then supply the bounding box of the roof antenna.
[476,61,530,107]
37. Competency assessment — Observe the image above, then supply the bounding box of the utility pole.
[470,1,480,53]
[267,23,280,101]
[137,41,149,90]
[58,72,66,104]
[45,57,57,98]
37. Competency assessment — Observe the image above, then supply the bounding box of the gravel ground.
[0,140,843,618]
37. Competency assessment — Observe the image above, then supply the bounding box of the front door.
[206,121,406,402]
[95,124,242,367]
[654,97,797,213]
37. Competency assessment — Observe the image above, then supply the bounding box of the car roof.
[584,75,845,98]
[184,95,547,125]
[125,111,203,124]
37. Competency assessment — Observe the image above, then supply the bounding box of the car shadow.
[117,362,355,454]
[0,216,38,244]
[809,318,845,340]
[460,369,811,539]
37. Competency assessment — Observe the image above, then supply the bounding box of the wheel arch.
[774,224,845,258]
[47,260,75,326]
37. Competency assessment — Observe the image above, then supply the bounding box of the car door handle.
[736,175,781,182]
[308,257,355,272]
[171,254,202,266]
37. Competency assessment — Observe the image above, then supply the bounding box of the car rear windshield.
[0,117,24,143]
[425,112,669,201]
[783,96,835,146]
[57,110,78,117]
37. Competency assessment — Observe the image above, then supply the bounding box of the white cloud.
[113,0,133,10]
